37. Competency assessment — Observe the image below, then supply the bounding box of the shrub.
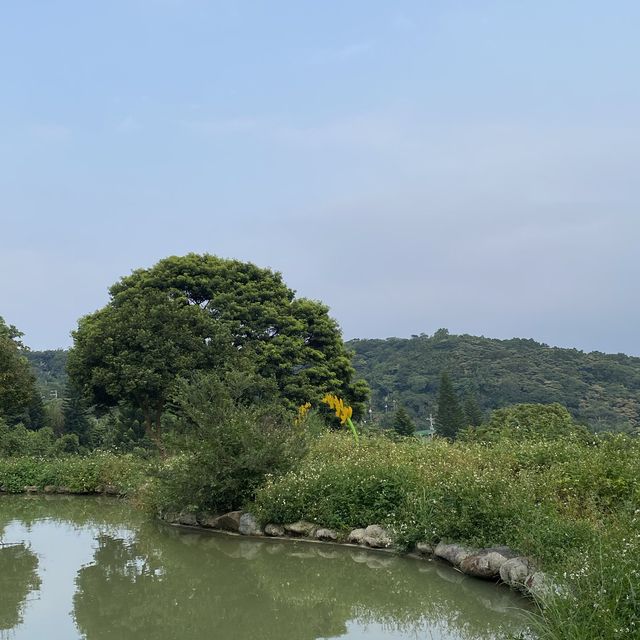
[144,373,307,515]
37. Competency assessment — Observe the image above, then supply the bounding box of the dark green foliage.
[0,317,43,428]
[68,254,369,449]
[62,382,92,446]
[348,330,640,432]
[392,407,415,437]
[435,372,464,439]
[0,544,40,630]
[463,391,483,427]
[87,405,151,453]
[68,282,231,448]
[147,372,307,515]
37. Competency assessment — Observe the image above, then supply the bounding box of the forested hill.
[347,330,640,433]
[25,350,68,400]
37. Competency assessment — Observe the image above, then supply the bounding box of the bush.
[0,421,57,457]
[144,373,307,515]
[461,403,591,444]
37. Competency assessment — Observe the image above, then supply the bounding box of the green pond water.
[0,495,532,640]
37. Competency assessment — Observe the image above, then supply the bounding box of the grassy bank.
[0,453,149,496]
[253,431,640,639]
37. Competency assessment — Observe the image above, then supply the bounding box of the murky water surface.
[0,495,531,639]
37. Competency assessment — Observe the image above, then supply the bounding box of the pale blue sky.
[1,1,639,353]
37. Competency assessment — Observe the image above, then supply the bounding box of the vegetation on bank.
[0,451,148,496]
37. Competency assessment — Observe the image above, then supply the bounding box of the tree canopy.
[68,254,368,444]
[0,317,43,428]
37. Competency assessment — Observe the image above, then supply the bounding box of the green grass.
[0,452,149,496]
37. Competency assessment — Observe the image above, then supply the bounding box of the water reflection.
[0,543,40,631]
[0,496,531,640]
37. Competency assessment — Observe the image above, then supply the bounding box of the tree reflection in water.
[0,543,40,631]
[0,497,528,640]
[73,522,529,640]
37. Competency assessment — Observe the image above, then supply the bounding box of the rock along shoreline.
[160,509,554,600]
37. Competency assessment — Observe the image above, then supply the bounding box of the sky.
[1,1,639,354]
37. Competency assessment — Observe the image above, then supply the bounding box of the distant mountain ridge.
[347,329,640,432]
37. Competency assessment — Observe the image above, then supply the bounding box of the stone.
[283,521,317,537]
[499,556,534,588]
[315,528,338,541]
[175,512,198,526]
[525,571,555,600]
[43,485,57,494]
[362,524,393,549]
[264,523,286,537]
[23,485,39,493]
[434,542,476,567]
[415,541,435,556]
[459,547,518,580]
[238,512,263,536]
[347,528,367,544]
[201,511,242,532]
[102,484,119,496]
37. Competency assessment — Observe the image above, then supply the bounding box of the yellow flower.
[321,394,352,424]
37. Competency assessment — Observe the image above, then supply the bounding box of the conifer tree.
[393,406,416,437]
[463,391,484,427]
[63,382,91,446]
[435,372,464,439]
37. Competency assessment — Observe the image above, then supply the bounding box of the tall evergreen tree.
[392,406,415,437]
[435,372,464,439]
[63,382,91,446]
[463,391,484,427]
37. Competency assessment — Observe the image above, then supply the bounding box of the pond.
[0,495,532,640]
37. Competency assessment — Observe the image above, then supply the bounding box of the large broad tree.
[0,317,43,428]
[68,254,368,446]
